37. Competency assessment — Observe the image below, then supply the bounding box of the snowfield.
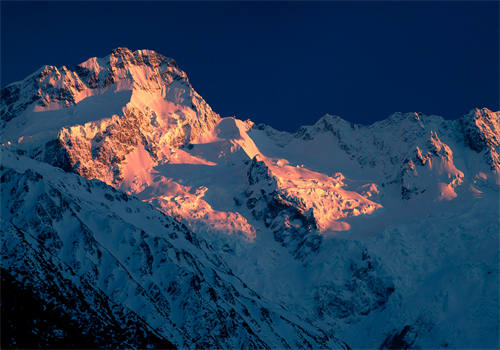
[1,47,499,349]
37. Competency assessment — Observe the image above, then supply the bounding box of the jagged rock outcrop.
[1,65,86,123]
[460,108,500,179]
[1,48,220,185]
[245,156,321,259]
[461,108,500,153]
[244,155,380,259]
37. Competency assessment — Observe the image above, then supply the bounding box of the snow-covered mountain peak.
[2,49,499,349]
[314,113,350,126]
[1,48,221,185]
[75,48,172,87]
[294,113,357,141]
[1,47,209,125]
[102,47,172,68]
[74,47,186,93]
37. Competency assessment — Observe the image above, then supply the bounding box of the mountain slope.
[1,48,499,349]
[1,47,220,185]
[1,150,345,349]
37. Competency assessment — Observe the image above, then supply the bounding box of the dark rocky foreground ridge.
[1,268,176,349]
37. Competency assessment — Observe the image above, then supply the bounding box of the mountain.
[1,150,345,349]
[1,48,219,184]
[1,48,499,349]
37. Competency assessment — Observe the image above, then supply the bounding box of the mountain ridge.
[1,47,499,349]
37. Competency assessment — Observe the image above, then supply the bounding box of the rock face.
[1,48,499,349]
[244,155,381,259]
[245,156,320,259]
[1,48,220,185]
[1,65,86,122]
[460,108,500,177]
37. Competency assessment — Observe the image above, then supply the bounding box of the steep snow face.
[1,48,220,185]
[1,150,346,349]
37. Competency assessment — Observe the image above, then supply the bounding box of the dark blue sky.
[2,1,498,131]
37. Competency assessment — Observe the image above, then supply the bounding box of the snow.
[1,149,340,349]
[1,88,132,146]
[120,145,155,193]
[1,47,499,349]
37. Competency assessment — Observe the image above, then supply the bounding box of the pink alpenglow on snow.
[1,48,499,350]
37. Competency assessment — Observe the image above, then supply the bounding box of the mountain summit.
[1,48,499,349]
[1,48,220,184]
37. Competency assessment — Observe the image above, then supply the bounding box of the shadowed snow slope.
[1,150,345,349]
[1,48,499,349]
